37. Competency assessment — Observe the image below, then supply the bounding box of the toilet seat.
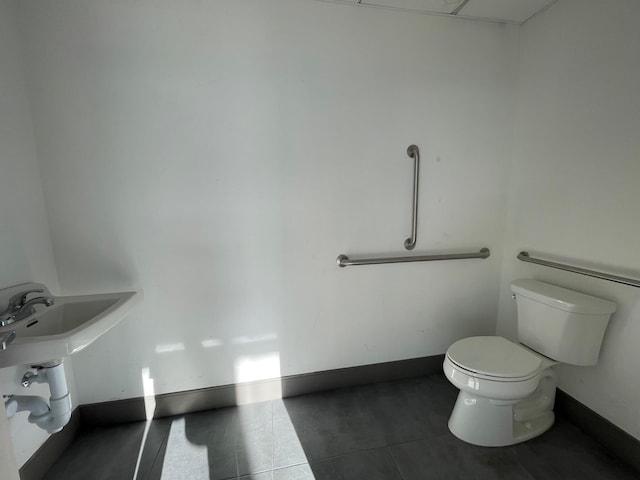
[446,336,543,382]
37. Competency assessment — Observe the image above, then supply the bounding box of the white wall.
[0,0,67,470]
[497,0,640,438]
[17,0,517,404]
[4,0,639,468]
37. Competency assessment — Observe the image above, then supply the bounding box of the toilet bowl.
[443,336,557,446]
[443,279,616,447]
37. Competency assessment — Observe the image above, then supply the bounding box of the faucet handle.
[8,289,44,309]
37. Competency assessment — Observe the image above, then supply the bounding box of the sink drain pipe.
[3,362,71,434]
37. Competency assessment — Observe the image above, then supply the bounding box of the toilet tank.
[511,279,616,366]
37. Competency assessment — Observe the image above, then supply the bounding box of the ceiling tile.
[361,0,464,14]
[457,0,555,23]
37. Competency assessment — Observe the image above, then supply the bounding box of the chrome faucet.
[0,289,55,327]
[0,331,16,350]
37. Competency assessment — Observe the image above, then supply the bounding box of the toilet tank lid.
[510,279,617,315]
[446,336,542,379]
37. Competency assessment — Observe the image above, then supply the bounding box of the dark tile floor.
[43,374,638,480]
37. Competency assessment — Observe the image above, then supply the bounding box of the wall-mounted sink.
[0,283,140,368]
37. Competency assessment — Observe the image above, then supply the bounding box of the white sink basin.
[0,285,140,368]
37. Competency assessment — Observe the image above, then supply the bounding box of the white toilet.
[443,279,616,447]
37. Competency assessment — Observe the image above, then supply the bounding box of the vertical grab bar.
[404,145,420,250]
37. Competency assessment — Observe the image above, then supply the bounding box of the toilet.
[443,279,616,447]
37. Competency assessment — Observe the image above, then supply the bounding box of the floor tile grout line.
[298,434,452,467]
[387,447,409,480]
[234,444,240,480]
[506,447,541,480]
[289,431,455,467]
[384,432,453,451]
[268,443,417,479]
[272,459,310,471]
[140,421,173,480]
[270,399,275,473]
[235,400,276,479]
[272,380,457,467]
[271,460,311,472]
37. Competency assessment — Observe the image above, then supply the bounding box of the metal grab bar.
[404,145,420,250]
[517,251,640,288]
[337,248,490,268]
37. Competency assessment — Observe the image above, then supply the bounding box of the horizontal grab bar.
[517,251,640,288]
[337,248,490,268]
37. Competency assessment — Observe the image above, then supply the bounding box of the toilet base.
[448,392,555,446]
[448,377,556,447]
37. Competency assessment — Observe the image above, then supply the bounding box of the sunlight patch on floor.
[271,401,316,480]
[157,417,210,479]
